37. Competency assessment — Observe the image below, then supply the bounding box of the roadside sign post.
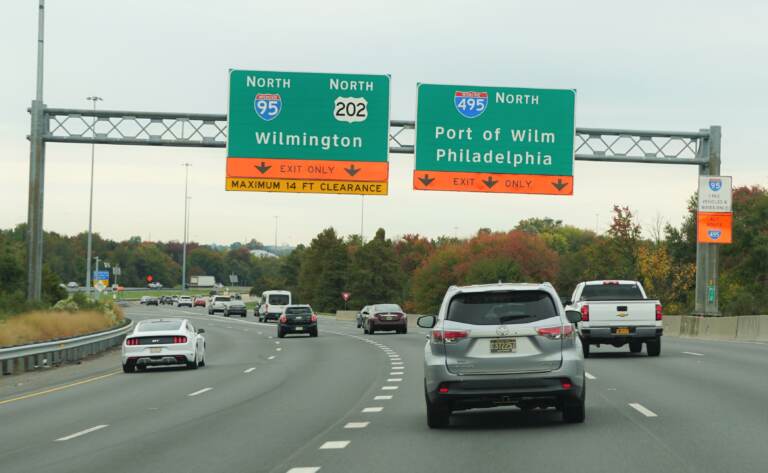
[414,84,575,195]
[226,70,391,195]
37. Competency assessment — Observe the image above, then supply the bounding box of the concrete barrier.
[663,316,681,336]
[736,316,761,340]
[335,310,358,321]
[699,316,738,340]
[757,315,768,341]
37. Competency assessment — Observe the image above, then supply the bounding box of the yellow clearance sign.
[225,177,387,196]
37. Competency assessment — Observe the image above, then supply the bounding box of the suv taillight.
[580,305,590,322]
[537,325,574,339]
[126,338,139,345]
[431,330,469,344]
[655,303,663,321]
[172,336,188,344]
[311,313,318,322]
[279,314,287,323]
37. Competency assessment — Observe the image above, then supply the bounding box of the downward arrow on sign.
[345,164,361,176]
[419,174,435,186]
[552,178,568,191]
[255,162,272,174]
[482,176,498,189]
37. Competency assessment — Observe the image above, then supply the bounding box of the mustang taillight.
[311,313,318,322]
[537,325,574,339]
[655,303,663,321]
[126,338,139,346]
[431,330,469,344]
[172,336,188,344]
[580,305,590,322]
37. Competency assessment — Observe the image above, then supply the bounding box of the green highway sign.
[413,83,576,195]
[227,70,390,163]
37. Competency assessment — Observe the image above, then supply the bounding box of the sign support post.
[694,126,722,316]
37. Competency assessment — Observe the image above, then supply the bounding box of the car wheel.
[629,341,643,353]
[277,328,285,338]
[208,309,213,315]
[401,326,408,334]
[122,361,135,373]
[224,310,230,317]
[425,390,450,429]
[368,322,375,335]
[310,328,318,337]
[646,337,661,357]
[581,340,590,358]
[562,385,586,423]
[187,352,199,370]
[199,355,205,367]
[356,322,361,328]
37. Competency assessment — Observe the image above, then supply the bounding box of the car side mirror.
[565,310,582,324]
[197,328,205,334]
[417,315,437,329]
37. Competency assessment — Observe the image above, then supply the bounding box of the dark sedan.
[363,303,407,334]
[278,305,318,338]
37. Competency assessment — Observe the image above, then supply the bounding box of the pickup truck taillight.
[431,330,469,344]
[655,304,663,321]
[580,305,590,321]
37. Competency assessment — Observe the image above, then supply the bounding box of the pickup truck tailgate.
[584,300,657,325]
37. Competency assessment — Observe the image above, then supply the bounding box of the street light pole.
[273,216,278,249]
[360,196,365,244]
[85,95,103,298]
[181,163,191,291]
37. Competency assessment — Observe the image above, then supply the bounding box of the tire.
[425,390,450,428]
[401,326,408,334]
[368,322,375,335]
[136,364,147,371]
[122,361,135,373]
[208,309,213,315]
[363,323,369,334]
[629,341,643,353]
[562,386,586,423]
[223,310,229,317]
[356,321,361,328]
[187,352,199,370]
[310,328,318,337]
[581,339,590,358]
[646,337,661,357]
[199,355,205,367]
[277,328,285,338]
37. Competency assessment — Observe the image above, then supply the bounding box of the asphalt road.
[1,304,767,473]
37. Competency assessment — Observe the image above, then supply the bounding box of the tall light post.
[360,196,365,244]
[273,216,279,249]
[181,163,191,291]
[84,95,103,298]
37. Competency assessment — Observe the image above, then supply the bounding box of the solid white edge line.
[188,387,213,397]
[55,424,108,442]
[585,372,596,380]
[629,403,658,417]
[319,440,350,449]
[244,367,256,373]
[682,351,705,356]
[344,422,369,429]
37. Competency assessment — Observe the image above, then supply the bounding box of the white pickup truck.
[565,280,663,357]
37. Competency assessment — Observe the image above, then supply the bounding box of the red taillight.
[172,336,187,344]
[311,313,318,322]
[580,305,590,321]
[126,338,139,346]
[431,330,469,343]
[279,314,287,323]
[560,378,573,390]
[537,325,574,339]
[655,303,663,321]
[438,385,449,394]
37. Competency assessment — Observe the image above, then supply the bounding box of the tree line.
[2,185,766,316]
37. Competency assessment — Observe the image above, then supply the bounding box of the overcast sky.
[2,1,766,246]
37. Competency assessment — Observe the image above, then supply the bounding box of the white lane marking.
[374,395,392,400]
[244,367,256,373]
[382,386,399,390]
[276,347,283,352]
[682,351,704,356]
[286,468,321,473]
[319,441,350,450]
[344,422,369,429]
[258,331,263,335]
[275,341,281,344]
[387,378,403,382]
[188,387,213,397]
[268,336,274,339]
[362,407,383,413]
[55,424,108,442]
[629,403,658,417]
[391,362,403,365]
[268,355,276,360]
[585,372,596,380]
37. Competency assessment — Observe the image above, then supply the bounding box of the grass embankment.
[0,296,124,348]
[116,287,250,300]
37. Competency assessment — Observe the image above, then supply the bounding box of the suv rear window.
[581,284,644,301]
[447,291,558,325]
[269,295,289,305]
[286,306,312,315]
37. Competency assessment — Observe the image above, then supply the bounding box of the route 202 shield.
[254,93,282,121]
[454,91,488,118]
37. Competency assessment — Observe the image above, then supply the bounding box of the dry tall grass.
[0,309,124,348]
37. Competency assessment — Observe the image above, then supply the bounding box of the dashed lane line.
[387,378,403,382]
[629,403,658,417]
[682,351,704,356]
[319,441,350,450]
[382,386,399,391]
[286,468,321,473]
[188,387,213,397]
[244,367,256,373]
[344,422,369,429]
[585,372,596,380]
[362,407,383,413]
[268,355,276,360]
[55,424,109,442]
[374,395,392,400]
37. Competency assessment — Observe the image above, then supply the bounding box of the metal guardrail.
[0,319,133,376]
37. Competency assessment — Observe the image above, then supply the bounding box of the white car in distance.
[122,318,206,372]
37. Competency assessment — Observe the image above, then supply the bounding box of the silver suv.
[418,282,585,428]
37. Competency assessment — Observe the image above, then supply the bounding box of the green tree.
[297,228,349,311]
[347,228,404,308]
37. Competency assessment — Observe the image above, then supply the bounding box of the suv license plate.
[294,326,303,331]
[615,327,630,335]
[490,338,516,353]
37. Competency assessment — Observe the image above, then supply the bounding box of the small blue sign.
[708,179,722,192]
[254,93,282,121]
[92,270,109,280]
[454,91,488,119]
[708,230,722,240]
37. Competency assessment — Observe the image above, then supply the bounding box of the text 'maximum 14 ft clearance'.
[226,70,391,195]
[414,83,576,195]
